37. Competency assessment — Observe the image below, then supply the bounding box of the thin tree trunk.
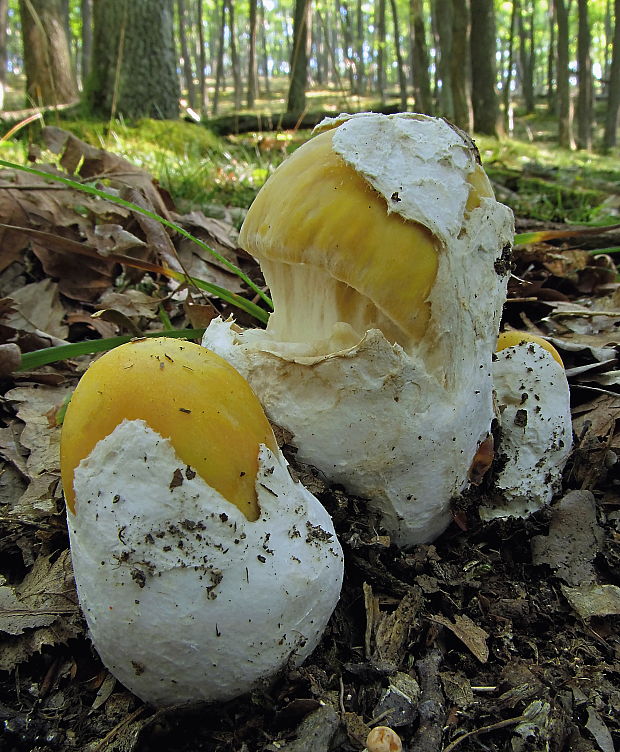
[517,0,535,113]
[576,0,592,149]
[376,0,386,103]
[389,0,408,109]
[409,0,432,113]
[451,0,471,130]
[0,0,8,109]
[227,0,241,110]
[555,0,574,148]
[603,0,620,149]
[211,0,226,115]
[547,0,556,112]
[355,0,365,93]
[470,0,499,135]
[80,0,92,86]
[434,0,454,118]
[341,2,356,91]
[503,0,518,128]
[247,0,258,107]
[197,0,208,113]
[259,0,271,96]
[287,0,309,115]
[177,0,196,109]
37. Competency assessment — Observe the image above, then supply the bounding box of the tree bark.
[451,0,471,130]
[247,0,258,107]
[576,0,592,149]
[470,0,499,135]
[18,0,78,106]
[177,0,196,109]
[409,0,433,114]
[355,0,366,94]
[86,0,179,120]
[211,0,226,115]
[517,0,535,113]
[287,0,310,115]
[259,0,271,96]
[434,0,454,119]
[502,0,518,129]
[226,0,241,110]
[547,0,556,113]
[197,0,208,113]
[603,0,620,149]
[80,0,92,86]
[389,0,408,110]
[0,0,8,110]
[555,0,574,148]
[376,0,387,104]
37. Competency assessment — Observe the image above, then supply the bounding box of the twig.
[411,647,445,752]
[442,713,529,752]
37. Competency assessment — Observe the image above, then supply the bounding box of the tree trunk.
[389,0,408,109]
[576,0,592,149]
[80,0,92,86]
[547,0,556,113]
[517,0,535,113]
[451,0,471,130]
[355,0,365,94]
[434,0,454,119]
[197,0,208,113]
[226,0,241,110]
[259,0,271,96]
[409,0,433,113]
[211,0,226,115]
[340,2,355,92]
[247,0,258,107]
[470,0,499,135]
[287,0,310,115]
[177,0,196,109]
[0,0,8,109]
[503,0,518,129]
[86,0,178,119]
[603,0,620,149]
[18,0,78,106]
[376,0,387,103]
[555,0,574,148]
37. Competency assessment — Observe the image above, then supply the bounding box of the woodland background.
[2,0,620,151]
[0,1,619,752]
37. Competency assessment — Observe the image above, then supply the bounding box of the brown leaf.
[0,343,21,376]
[431,613,489,663]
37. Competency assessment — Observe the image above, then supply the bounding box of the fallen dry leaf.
[431,613,490,663]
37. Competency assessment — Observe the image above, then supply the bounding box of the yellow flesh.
[496,331,564,367]
[60,338,277,520]
[240,129,493,350]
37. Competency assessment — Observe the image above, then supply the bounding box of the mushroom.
[61,338,343,706]
[365,726,403,752]
[203,112,514,546]
[480,331,573,520]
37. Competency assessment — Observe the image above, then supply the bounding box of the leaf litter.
[0,131,618,752]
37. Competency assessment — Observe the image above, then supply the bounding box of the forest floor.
[0,114,619,752]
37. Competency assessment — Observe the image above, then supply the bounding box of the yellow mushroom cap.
[60,338,277,520]
[240,120,494,352]
[496,330,564,367]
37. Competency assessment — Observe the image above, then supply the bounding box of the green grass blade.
[18,328,206,371]
[0,157,273,311]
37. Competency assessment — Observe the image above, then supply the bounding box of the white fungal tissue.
[68,419,344,706]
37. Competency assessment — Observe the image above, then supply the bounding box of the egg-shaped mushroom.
[204,112,514,546]
[480,331,573,520]
[62,338,343,706]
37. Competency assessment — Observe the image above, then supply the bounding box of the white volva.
[482,342,573,520]
[203,113,515,546]
[68,419,343,706]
